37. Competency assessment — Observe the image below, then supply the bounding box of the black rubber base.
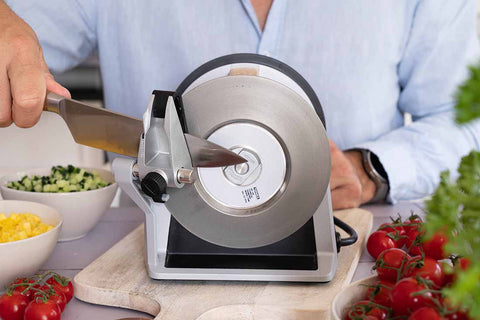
[165,217,318,270]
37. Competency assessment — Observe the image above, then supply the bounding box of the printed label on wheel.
[197,123,286,210]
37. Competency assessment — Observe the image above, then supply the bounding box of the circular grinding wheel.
[166,75,331,248]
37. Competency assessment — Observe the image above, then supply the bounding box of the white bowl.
[331,276,378,320]
[0,168,117,241]
[0,200,62,291]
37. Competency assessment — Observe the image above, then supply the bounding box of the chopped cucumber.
[6,165,111,193]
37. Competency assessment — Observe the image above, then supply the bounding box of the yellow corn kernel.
[0,212,54,243]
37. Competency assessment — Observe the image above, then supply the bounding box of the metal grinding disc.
[166,75,331,248]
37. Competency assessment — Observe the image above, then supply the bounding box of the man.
[0,0,479,209]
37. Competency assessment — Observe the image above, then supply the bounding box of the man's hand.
[0,1,69,128]
[329,139,376,210]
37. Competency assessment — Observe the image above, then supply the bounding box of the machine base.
[165,217,318,270]
[113,158,338,283]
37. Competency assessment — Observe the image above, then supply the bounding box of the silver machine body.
[112,54,338,282]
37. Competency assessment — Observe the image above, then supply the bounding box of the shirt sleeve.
[354,0,480,202]
[5,0,97,73]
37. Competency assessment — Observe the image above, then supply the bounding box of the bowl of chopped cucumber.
[0,165,117,241]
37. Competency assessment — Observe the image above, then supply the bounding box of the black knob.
[141,172,168,203]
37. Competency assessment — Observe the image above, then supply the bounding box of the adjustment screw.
[177,168,195,184]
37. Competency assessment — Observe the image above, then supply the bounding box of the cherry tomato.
[391,277,435,316]
[403,256,444,288]
[24,298,61,320]
[403,216,422,234]
[345,300,388,320]
[46,276,74,303]
[365,280,394,308]
[0,292,30,320]
[405,229,423,256]
[408,307,443,320]
[367,231,397,260]
[442,298,470,320]
[446,310,470,320]
[422,232,448,260]
[441,262,455,287]
[378,222,407,248]
[374,248,411,282]
[457,257,471,271]
[10,278,37,301]
[38,285,66,312]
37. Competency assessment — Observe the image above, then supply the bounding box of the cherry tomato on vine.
[365,280,394,308]
[378,222,407,248]
[46,276,74,303]
[403,216,422,234]
[457,257,471,271]
[0,292,30,320]
[38,285,66,312]
[24,298,61,320]
[422,231,448,260]
[408,307,443,320]
[391,277,435,316]
[403,256,444,288]
[374,248,411,282]
[10,278,37,301]
[405,229,423,256]
[441,261,455,287]
[345,300,388,320]
[445,310,470,320]
[367,231,397,260]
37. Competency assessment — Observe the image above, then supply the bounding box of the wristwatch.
[357,149,389,203]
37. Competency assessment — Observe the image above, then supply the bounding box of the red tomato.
[442,298,470,320]
[374,248,411,282]
[441,262,455,287]
[365,280,394,308]
[457,257,471,271]
[0,292,30,320]
[10,278,37,301]
[403,256,444,288]
[46,276,74,303]
[38,285,66,312]
[405,229,423,256]
[23,299,61,320]
[391,277,435,316]
[422,232,448,260]
[378,222,407,248]
[403,216,422,234]
[345,300,388,320]
[446,310,470,320]
[408,307,443,320]
[367,231,397,260]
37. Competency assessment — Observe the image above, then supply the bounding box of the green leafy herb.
[424,61,480,318]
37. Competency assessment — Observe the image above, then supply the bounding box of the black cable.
[334,217,358,253]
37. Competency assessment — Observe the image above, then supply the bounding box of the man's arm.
[354,0,480,202]
[0,0,70,128]
[0,0,96,128]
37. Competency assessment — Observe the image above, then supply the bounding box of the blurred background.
[1,3,480,192]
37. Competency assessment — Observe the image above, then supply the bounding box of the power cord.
[334,217,358,253]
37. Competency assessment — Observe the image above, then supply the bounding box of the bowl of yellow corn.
[0,200,62,290]
[0,166,117,241]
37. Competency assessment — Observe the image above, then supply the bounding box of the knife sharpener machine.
[113,54,355,282]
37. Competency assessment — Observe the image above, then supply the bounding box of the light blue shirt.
[7,0,480,202]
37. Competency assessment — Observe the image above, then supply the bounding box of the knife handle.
[43,92,65,114]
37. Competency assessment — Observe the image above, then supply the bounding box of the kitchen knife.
[44,92,246,167]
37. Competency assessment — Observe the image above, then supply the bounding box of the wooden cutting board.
[74,208,372,320]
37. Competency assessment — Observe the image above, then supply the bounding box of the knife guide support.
[113,54,358,282]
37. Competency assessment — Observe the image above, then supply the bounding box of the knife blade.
[44,93,246,167]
